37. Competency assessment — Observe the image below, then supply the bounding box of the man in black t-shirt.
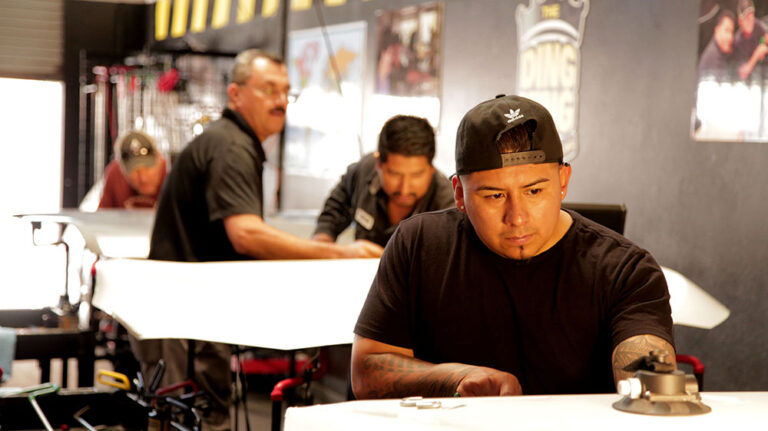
[145,50,382,429]
[351,95,675,398]
[313,115,455,247]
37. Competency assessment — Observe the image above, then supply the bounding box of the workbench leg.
[39,360,51,383]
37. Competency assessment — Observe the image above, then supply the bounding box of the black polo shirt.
[149,109,265,262]
[313,153,455,247]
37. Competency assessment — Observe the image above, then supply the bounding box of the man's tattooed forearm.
[612,334,675,382]
[360,353,472,398]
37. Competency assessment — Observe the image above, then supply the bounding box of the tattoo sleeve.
[357,352,474,399]
[612,334,676,384]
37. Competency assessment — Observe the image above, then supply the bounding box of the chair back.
[562,202,627,235]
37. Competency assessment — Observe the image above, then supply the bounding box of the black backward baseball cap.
[455,94,563,175]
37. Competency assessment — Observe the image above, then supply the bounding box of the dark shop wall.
[574,0,768,391]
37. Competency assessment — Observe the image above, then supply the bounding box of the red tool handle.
[676,354,705,375]
[270,376,304,402]
[156,379,199,396]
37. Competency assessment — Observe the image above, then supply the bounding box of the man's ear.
[452,175,465,212]
[227,82,240,107]
[559,163,572,200]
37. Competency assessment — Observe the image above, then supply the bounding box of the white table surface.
[93,258,380,350]
[93,256,728,350]
[284,392,768,431]
[15,209,154,258]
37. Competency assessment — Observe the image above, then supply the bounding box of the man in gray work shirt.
[313,115,455,247]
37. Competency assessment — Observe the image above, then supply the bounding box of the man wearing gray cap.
[351,95,675,398]
[99,129,167,209]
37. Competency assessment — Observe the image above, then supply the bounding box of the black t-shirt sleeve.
[606,249,675,349]
[354,225,413,348]
[206,143,263,221]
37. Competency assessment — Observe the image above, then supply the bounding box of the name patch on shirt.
[354,208,375,231]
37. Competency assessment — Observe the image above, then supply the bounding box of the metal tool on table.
[613,349,711,416]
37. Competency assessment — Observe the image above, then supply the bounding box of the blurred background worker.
[313,115,455,247]
[99,129,167,209]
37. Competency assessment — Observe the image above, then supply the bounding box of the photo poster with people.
[282,21,367,211]
[694,0,768,142]
[516,0,590,163]
[367,2,443,139]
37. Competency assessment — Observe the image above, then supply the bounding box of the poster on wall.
[515,0,590,162]
[283,21,366,194]
[693,0,768,142]
[375,2,442,97]
[368,2,443,136]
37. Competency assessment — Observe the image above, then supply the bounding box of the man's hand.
[352,336,521,399]
[739,62,754,80]
[456,366,522,396]
[342,239,384,258]
[739,44,768,80]
[756,44,768,62]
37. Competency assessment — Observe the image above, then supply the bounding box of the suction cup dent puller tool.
[613,349,711,416]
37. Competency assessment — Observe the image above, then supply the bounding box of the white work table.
[93,258,380,350]
[283,392,768,431]
[15,209,154,258]
[93,256,728,349]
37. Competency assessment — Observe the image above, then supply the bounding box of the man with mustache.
[351,95,675,398]
[146,49,382,429]
[313,115,455,247]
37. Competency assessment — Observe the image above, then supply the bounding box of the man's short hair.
[230,49,284,85]
[496,121,536,155]
[717,9,736,27]
[115,130,159,174]
[377,115,436,164]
